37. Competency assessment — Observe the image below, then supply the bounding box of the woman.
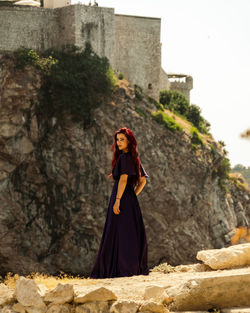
[90,127,149,278]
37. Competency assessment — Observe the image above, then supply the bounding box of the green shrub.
[209,143,216,158]
[154,101,164,111]
[160,89,189,115]
[190,127,204,147]
[152,110,183,133]
[14,48,44,70]
[14,43,115,127]
[213,156,231,189]
[146,96,164,111]
[186,104,210,134]
[159,89,210,134]
[118,72,124,80]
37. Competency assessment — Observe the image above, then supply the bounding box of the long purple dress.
[90,152,149,278]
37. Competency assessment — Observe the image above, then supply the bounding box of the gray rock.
[0,54,249,276]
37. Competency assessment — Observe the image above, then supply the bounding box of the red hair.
[107,127,141,187]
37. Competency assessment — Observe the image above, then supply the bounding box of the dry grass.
[164,108,214,144]
[4,272,98,290]
[150,262,178,274]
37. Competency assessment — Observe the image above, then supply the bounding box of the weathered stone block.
[197,243,250,270]
[15,277,46,308]
[44,284,73,304]
[74,286,117,304]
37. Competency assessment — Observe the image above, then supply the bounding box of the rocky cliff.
[0,53,249,276]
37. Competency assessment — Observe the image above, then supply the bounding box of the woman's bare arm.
[113,174,128,214]
[116,174,128,199]
[134,176,146,196]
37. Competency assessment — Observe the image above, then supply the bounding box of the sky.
[72,0,250,167]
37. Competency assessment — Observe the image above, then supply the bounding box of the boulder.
[44,284,73,304]
[74,286,117,304]
[167,273,250,311]
[197,243,250,269]
[15,277,46,308]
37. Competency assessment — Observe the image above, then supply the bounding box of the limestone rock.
[46,304,72,313]
[74,286,117,304]
[110,300,139,313]
[15,277,46,308]
[44,284,73,304]
[167,273,250,311]
[143,285,165,301]
[139,300,169,312]
[0,284,14,306]
[197,243,250,270]
[75,301,110,313]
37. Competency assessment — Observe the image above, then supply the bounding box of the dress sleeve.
[119,154,136,176]
[140,162,149,178]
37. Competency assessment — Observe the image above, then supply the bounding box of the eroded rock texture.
[0,54,249,276]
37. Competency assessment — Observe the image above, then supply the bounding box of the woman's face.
[116,133,129,152]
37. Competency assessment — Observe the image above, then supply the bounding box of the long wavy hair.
[107,127,141,187]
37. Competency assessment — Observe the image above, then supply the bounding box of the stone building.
[0,0,193,100]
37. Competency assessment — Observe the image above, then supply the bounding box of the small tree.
[160,89,189,115]
[186,104,201,129]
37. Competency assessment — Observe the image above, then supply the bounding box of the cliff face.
[0,54,249,276]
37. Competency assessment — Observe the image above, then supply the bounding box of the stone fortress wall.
[114,14,162,98]
[0,1,192,100]
[0,6,58,52]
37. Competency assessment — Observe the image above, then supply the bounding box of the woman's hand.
[113,199,120,215]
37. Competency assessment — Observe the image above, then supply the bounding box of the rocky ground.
[1,244,250,313]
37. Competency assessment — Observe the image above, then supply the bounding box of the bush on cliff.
[13,43,116,127]
[190,126,204,150]
[159,90,210,134]
[160,89,189,115]
[151,110,183,133]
